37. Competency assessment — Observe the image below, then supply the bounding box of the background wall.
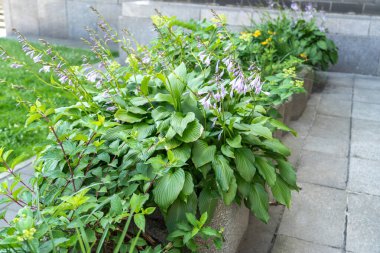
[4,0,380,76]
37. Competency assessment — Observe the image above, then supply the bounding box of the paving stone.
[326,73,355,87]
[352,101,380,122]
[320,92,352,102]
[351,119,380,160]
[303,136,349,158]
[277,183,346,248]
[348,158,380,196]
[271,235,342,253]
[324,85,353,95]
[354,76,380,90]
[297,150,347,189]
[309,114,350,140]
[347,193,380,253]
[288,105,317,138]
[354,88,380,104]
[307,93,321,107]
[317,95,352,118]
[281,134,304,167]
[238,206,284,253]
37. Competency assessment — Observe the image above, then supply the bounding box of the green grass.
[0,38,97,159]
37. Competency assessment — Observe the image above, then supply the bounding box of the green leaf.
[181,172,194,196]
[255,157,276,186]
[226,135,242,148]
[277,159,297,189]
[222,177,237,205]
[110,195,122,216]
[191,140,216,168]
[234,148,256,182]
[166,193,197,232]
[317,40,327,50]
[152,106,172,121]
[141,76,150,96]
[249,124,272,139]
[271,177,292,208]
[248,183,269,223]
[168,144,191,165]
[115,109,143,123]
[221,145,235,158]
[185,213,198,227]
[269,118,297,136]
[198,188,218,222]
[153,168,185,210]
[134,213,146,232]
[130,194,149,213]
[212,155,233,191]
[262,139,291,156]
[170,112,195,136]
[176,120,204,143]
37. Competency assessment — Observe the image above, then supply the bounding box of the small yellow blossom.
[300,53,307,59]
[17,236,24,242]
[211,14,227,27]
[13,217,20,223]
[253,30,262,38]
[283,67,297,78]
[239,32,252,41]
[295,80,304,87]
[261,37,272,46]
[20,228,36,241]
[268,30,276,35]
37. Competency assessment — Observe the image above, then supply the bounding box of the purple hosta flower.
[199,94,212,109]
[102,90,111,99]
[231,77,247,95]
[10,63,23,69]
[215,60,220,73]
[58,73,69,84]
[222,57,235,73]
[57,62,64,69]
[254,77,263,94]
[263,91,270,96]
[39,65,51,73]
[95,79,103,89]
[86,70,98,83]
[217,131,223,141]
[142,55,151,64]
[305,2,313,12]
[199,51,211,67]
[106,106,117,112]
[33,54,43,63]
[46,48,52,55]
[291,2,300,11]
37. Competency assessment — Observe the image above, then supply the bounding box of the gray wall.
[4,0,380,76]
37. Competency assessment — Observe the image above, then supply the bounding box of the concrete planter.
[199,202,250,253]
[289,67,315,121]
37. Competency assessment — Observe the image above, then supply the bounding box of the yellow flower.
[261,37,272,46]
[268,30,276,35]
[300,53,307,59]
[252,30,262,38]
[295,80,304,87]
[239,32,252,41]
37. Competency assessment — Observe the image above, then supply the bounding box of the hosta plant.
[0,10,306,252]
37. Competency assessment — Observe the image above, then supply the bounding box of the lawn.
[0,38,97,159]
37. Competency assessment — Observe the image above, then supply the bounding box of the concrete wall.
[4,0,380,76]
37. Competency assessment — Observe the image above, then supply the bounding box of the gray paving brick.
[238,206,284,253]
[303,136,349,158]
[271,235,342,253]
[317,96,352,118]
[348,158,380,196]
[281,134,304,166]
[297,151,347,189]
[354,88,380,104]
[347,193,380,253]
[309,114,350,140]
[326,73,355,87]
[352,101,380,122]
[354,76,380,90]
[351,119,380,160]
[277,183,346,248]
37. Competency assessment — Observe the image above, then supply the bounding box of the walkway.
[239,72,380,253]
[0,0,5,37]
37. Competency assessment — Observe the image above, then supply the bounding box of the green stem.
[113,212,134,253]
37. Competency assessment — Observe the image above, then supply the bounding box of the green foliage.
[0,7,335,252]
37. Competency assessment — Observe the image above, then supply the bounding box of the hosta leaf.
[255,157,276,186]
[181,172,194,196]
[152,106,172,121]
[222,177,237,205]
[192,140,216,168]
[271,177,292,208]
[248,183,269,223]
[115,109,143,123]
[212,155,233,192]
[198,188,218,221]
[166,192,197,232]
[249,124,272,139]
[234,148,256,182]
[168,144,191,165]
[221,145,235,158]
[170,112,195,136]
[176,120,204,143]
[226,135,242,148]
[262,139,291,156]
[153,168,185,210]
[269,118,297,136]
[277,159,297,189]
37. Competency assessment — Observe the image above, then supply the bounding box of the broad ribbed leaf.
[152,106,172,121]
[176,120,204,143]
[115,109,143,123]
[248,183,269,223]
[181,172,194,196]
[234,148,256,182]
[262,139,291,156]
[212,155,233,191]
[166,192,197,232]
[153,168,185,210]
[222,177,237,205]
[192,140,216,168]
[269,118,297,136]
[226,135,242,148]
[271,177,292,208]
[168,144,191,165]
[277,159,297,189]
[255,157,276,186]
[198,188,218,222]
[170,112,195,136]
[249,124,272,139]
